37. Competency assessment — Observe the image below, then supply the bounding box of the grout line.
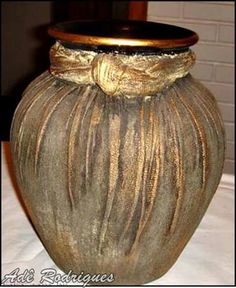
[212,63,216,82]
[147,15,234,25]
[226,140,235,145]
[196,41,234,47]
[214,102,235,106]
[180,1,185,19]
[183,17,234,24]
[216,23,220,42]
[197,2,234,6]
[192,59,235,66]
[201,80,234,86]
[217,102,235,106]
[225,158,235,162]
[224,122,235,125]
[196,61,234,67]
[212,80,235,85]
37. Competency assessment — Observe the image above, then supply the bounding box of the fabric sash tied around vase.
[49,41,196,97]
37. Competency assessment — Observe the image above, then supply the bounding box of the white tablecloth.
[1,142,234,286]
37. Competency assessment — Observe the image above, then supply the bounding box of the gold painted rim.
[48,21,199,49]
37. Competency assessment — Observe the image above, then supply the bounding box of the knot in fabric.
[50,41,195,97]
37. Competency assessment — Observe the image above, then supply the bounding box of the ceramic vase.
[10,20,225,285]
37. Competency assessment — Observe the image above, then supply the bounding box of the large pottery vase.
[10,20,225,285]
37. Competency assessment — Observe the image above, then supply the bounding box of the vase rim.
[48,20,199,50]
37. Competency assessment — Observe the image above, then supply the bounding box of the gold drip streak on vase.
[76,87,100,194]
[85,98,103,193]
[168,96,184,234]
[172,84,199,172]
[190,84,223,201]
[15,73,52,129]
[119,107,145,249]
[34,86,77,175]
[191,83,223,167]
[175,86,208,203]
[67,86,91,209]
[186,80,220,140]
[15,76,55,160]
[12,73,51,146]
[18,78,57,183]
[129,102,160,253]
[142,116,161,234]
[98,113,121,254]
[15,73,53,134]
[22,72,52,100]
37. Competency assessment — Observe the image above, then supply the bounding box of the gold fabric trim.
[50,41,195,97]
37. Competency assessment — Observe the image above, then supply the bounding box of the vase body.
[10,21,225,285]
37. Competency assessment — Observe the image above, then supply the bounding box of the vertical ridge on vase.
[13,75,55,160]
[167,94,184,235]
[34,86,77,175]
[98,111,121,255]
[16,77,56,163]
[130,99,161,253]
[119,105,145,252]
[13,72,53,135]
[175,84,209,207]
[17,77,58,186]
[14,72,52,131]
[77,86,100,199]
[183,77,225,205]
[85,93,103,193]
[188,78,225,171]
[22,71,52,98]
[67,86,90,209]
[116,100,138,253]
[129,104,147,255]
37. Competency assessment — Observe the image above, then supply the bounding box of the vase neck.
[49,41,195,97]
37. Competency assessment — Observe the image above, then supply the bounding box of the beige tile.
[191,62,214,81]
[204,2,234,5]
[225,141,235,159]
[193,43,234,64]
[218,103,234,122]
[148,2,182,18]
[183,2,234,22]
[223,159,235,174]
[215,65,235,84]
[225,123,235,142]
[177,22,217,42]
[202,82,234,104]
[219,24,235,43]
[148,17,217,41]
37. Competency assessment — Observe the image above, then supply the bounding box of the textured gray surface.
[2,142,234,285]
[10,70,225,284]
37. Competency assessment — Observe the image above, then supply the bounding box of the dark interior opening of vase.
[48,20,198,54]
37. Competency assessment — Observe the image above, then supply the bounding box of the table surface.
[1,142,235,286]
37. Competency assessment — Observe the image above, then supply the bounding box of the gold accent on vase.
[50,42,195,97]
[48,21,199,49]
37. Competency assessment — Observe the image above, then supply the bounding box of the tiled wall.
[148,1,235,174]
